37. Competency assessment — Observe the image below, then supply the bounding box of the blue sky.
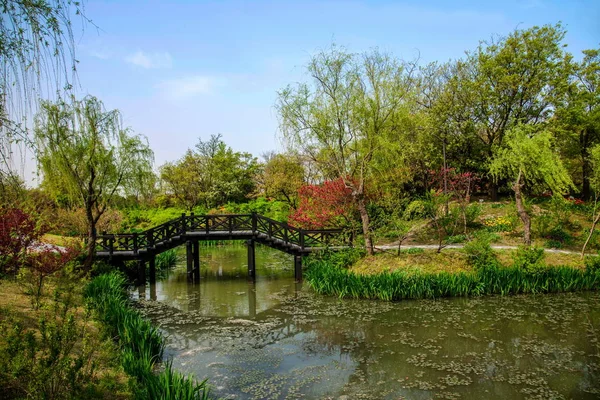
[72,0,599,169]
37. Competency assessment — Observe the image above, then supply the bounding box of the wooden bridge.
[95,213,351,283]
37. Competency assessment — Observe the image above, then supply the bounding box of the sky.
[23,0,600,182]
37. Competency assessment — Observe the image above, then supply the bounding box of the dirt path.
[375,243,583,255]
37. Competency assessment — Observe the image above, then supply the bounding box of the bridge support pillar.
[148,255,156,284]
[294,255,303,282]
[247,239,256,281]
[193,241,200,282]
[186,240,193,281]
[137,259,146,285]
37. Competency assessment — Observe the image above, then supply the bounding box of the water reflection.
[134,245,600,400]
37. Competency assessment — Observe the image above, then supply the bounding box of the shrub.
[0,290,97,399]
[584,254,600,274]
[0,207,42,275]
[403,200,428,220]
[463,232,499,271]
[464,203,483,227]
[512,246,545,272]
[446,234,468,244]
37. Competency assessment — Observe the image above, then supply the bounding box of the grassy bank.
[84,272,210,400]
[305,249,600,301]
[0,278,133,399]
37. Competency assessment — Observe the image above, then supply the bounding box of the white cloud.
[125,50,173,69]
[156,75,220,99]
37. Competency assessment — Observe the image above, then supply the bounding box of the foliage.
[463,232,500,271]
[53,207,124,237]
[262,153,305,208]
[156,249,179,272]
[221,197,290,222]
[289,178,357,229]
[403,200,428,220]
[1,0,83,177]
[84,272,210,399]
[0,289,99,399]
[34,96,154,271]
[160,134,259,211]
[305,250,600,301]
[512,246,546,272]
[20,246,79,309]
[277,45,418,254]
[0,207,42,275]
[584,254,600,274]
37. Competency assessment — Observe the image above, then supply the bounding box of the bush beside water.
[305,249,600,301]
[84,272,210,399]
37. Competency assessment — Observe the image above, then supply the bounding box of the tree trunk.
[83,198,96,273]
[582,197,600,258]
[513,171,531,245]
[582,154,591,201]
[489,181,499,201]
[355,192,373,255]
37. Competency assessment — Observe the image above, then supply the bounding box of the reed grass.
[305,251,600,301]
[84,272,211,399]
[156,248,180,271]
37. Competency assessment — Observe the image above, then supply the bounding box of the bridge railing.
[96,213,351,254]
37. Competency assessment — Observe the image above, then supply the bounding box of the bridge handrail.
[96,213,350,254]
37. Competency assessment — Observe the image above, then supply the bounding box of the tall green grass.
[305,251,600,301]
[156,248,180,271]
[85,272,210,399]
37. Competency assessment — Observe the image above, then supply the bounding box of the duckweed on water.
[134,246,600,399]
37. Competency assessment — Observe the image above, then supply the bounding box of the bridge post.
[186,240,193,281]
[137,259,146,285]
[193,241,200,283]
[294,255,303,282]
[247,239,256,281]
[148,254,156,284]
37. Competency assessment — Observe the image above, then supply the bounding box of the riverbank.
[305,249,600,301]
[85,272,211,400]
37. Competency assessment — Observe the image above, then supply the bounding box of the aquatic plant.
[85,271,211,399]
[305,251,600,301]
[156,248,180,271]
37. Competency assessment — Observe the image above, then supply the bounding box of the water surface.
[134,245,600,399]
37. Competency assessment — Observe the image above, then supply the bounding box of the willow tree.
[1,0,85,178]
[276,46,415,254]
[490,125,573,245]
[34,96,154,271]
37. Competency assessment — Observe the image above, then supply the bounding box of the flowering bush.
[483,216,513,232]
[289,178,357,229]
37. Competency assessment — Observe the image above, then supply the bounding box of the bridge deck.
[95,213,351,260]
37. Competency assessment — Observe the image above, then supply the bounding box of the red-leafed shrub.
[289,178,357,229]
[24,245,79,308]
[0,208,43,275]
[428,168,480,202]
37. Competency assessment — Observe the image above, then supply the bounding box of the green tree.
[263,153,305,208]
[463,24,570,199]
[34,96,154,271]
[277,46,416,255]
[159,150,203,211]
[554,49,600,199]
[490,125,573,245]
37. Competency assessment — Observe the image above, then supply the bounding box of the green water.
[134,245,600,399]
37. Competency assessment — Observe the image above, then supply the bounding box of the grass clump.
[85,272,210,399]
[306,249,600,301]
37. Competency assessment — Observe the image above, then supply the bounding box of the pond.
[133,245,600,400]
